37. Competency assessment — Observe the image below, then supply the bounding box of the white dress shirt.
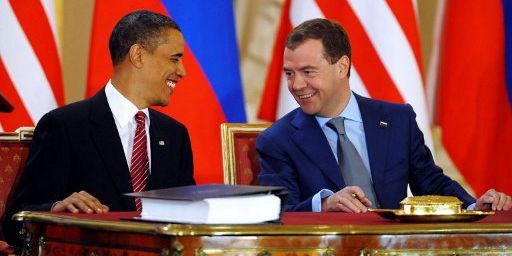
[105,80,151,172]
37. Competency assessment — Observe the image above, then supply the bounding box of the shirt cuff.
[467,203,476,210]
[312,189,335,212]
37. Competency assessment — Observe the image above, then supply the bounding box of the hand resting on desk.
[51,190,109,214]
[475,189,512,211]
[321,186,511,213]
[321,186,372,213]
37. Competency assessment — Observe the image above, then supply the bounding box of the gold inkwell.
[370,195,494,222]
[400,195,462,215]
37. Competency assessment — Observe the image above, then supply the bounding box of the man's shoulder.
[260,108,301,137]
[45,96,95,121]
[355,94,413,115]
[30,96,99,140]
[38,90,110,131]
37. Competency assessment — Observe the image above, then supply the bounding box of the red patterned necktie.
[130,111,149,211]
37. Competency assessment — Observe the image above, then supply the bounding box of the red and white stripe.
[0,0,63,132]
[259,0,433,149]
[130,112,149,211]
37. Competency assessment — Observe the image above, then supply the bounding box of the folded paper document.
[126,184,287,224]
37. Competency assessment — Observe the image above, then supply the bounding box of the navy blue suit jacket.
[257,94,475,211]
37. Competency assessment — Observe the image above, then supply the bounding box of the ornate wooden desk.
[13,211,512,255]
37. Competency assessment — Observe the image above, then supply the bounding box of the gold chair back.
[221,123,270,185]
[0,127,33,225]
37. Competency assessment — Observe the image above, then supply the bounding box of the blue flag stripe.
[163,0,247,122]
[503,0,512,108]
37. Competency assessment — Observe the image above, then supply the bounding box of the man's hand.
[51,191,109,213]
[475,189,512,211]
[321,186,372,212]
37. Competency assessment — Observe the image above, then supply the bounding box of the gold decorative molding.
[195,247,334,256]
[172,239,184,256]
[161,248,171,256]
[38,236,170,255]
[0,127,34,142]
[13,211,512,237]
[39,236,46,252]
[361,248,512,255]
[220,123,271,185]
[14,211,158,234]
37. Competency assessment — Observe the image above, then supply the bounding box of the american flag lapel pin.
[159,140,165,146]
[379,121,388,128]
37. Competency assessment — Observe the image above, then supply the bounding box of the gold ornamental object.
[400,195,463,215]
[370,195,494,222]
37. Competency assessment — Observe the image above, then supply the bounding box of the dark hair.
[286,18,351,76]
[109,10,181,66]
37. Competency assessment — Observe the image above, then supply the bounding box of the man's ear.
[128,44,144,68]
[337,55,350,78]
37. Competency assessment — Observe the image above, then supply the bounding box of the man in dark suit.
[257,18,511,212]
[3,10,195,244]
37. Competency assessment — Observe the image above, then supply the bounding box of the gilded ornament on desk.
[400,195,463,215]
[370,195,494,222]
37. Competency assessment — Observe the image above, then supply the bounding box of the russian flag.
[436,0,512,196]
[87,0,246,184]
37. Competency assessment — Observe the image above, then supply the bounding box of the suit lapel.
[355,94,390,200]
[146,110,168,189]
[291,110,345,188]
[89,89,134,208]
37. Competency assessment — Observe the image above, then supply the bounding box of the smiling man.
[3,10,195,245]
[257,18,511,213]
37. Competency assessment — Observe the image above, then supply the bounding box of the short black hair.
[286,18,351,76]
[109,10,181,66]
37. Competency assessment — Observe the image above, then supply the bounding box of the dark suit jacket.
[3,88,195,244]
[257,94,475,211]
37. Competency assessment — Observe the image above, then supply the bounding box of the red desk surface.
[49,210,512,225]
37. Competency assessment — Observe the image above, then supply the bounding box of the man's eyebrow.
[171,53,183,58]
[283,65,317,72]
[299,65,317,71]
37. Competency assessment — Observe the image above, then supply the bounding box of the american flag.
[0,0,63,132]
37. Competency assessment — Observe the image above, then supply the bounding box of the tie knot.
[327,117,346,135]
[135,111,146,125]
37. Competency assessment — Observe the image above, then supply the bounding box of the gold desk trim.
[220,123,271,185]
[196,247,335,256]
[361,248,512,255]
[0,127,34,142]
[14,211,512,236]
[14,212,159,234]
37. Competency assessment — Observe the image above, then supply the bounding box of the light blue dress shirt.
[311,92,371,212]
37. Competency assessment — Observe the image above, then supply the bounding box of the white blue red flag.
[87,0,246,184]
[435,0,512,196]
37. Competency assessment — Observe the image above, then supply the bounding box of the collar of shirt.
[315,91,362,127]
[314,91,371,174]
[105,80,152,172]
[105,80,150,125]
